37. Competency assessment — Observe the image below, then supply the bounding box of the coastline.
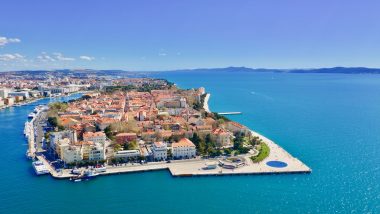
[30,89,311,179]
[203,93,211,113]
[1,91,85,111]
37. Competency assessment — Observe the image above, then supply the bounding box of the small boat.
[25,151,33,159]
[32,161,49,175]
[70,169,98,182]
[95,166,107,173]
[28,113,36,118]
[84,169,99,178]
[71,168,81,175]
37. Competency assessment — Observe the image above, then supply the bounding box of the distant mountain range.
[2,67,380,76]
[165,67,380,74]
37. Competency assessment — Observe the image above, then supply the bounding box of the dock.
[218,112,242,115]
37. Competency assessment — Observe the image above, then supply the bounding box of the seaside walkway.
[45,131,311,179]
[217,112,242,115]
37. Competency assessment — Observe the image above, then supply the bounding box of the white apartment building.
[0,88,10,98]
[50,130,77,153]
[88,143,106,161]
[114,150,141,159]
[172,138,196,159]
[83,131,106,145]
[62,146,83,164]
[8,91,30,99]
[152,141,167,160]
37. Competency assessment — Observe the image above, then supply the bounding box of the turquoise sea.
[1,71,380,213]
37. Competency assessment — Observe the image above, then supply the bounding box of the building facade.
[152,141,167,160]
[83,131,106,145]
[172,138,196,159]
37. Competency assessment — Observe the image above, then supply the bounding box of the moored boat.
[32,161,49,175]
[84,169,99,179]
[28,112,36,118]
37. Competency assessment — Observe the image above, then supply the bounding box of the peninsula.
[24,77,310,180]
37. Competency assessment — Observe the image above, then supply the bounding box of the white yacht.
[95,166,107,173]
[28,112,36,119]
[84,169,99,178]
[32,161,50,175]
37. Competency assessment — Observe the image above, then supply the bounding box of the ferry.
[71,169,98,182]
[32,161,50,175]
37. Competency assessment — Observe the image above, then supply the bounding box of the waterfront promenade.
[42,138,311,179]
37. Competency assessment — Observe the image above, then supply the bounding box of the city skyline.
[1,0,380,71]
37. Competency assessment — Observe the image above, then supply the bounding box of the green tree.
[104,126,112,138]
[224,148,232,155]
[198,141,206,155]
[114,144,122,152]
[127,140,138,150]
[48,117,59,127]
[191,133,201,148]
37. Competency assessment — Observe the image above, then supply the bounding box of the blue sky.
[1,0,380,71]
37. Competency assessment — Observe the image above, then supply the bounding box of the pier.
[217,112,242,115]
[25,106,48,159]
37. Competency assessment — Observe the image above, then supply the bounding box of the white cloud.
[0,53,25,61]
[37,52,75,62]
[37,52,56,62]
[53,52,75,61]
[0,36,21,46]
[158,48,168,57]
[79,55,95,61]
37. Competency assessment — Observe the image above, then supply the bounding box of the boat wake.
[250,91,274,101]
